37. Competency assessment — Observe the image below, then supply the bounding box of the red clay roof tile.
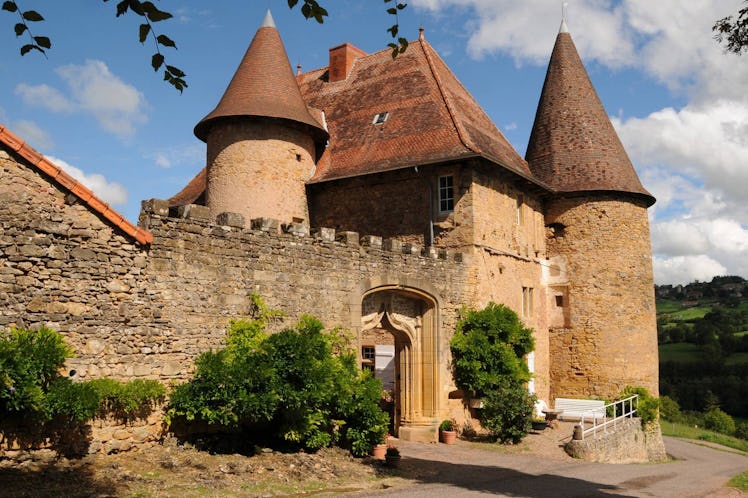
[0,124,153,245]
[526,30,655,205]
[193,11,328,148]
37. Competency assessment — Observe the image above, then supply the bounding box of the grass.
[728,471,748,491]
[658,343,702,362]
[661,420,748,453]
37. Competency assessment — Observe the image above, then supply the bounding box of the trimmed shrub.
[450,302,534,398]
[704,407,736,435]
[735,422,748,441]
[480,381,536,444]
[167,308,388,456]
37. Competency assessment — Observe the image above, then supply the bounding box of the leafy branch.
[106,0,187,93]
[713,2,748,55]
[1,0,50,57]
[287,0,328,24]
[384,0,408,58]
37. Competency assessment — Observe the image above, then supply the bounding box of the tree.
[2,0,409,92]
[714,2,748,55]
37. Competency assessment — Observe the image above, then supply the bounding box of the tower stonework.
[194,11,327,225]
[527,21,658,400]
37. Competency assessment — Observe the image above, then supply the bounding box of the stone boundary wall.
[0,407,165,462]
[564,418,667,463]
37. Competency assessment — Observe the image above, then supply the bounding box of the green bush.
[703,407,736,435]
[450,302,534,398]
[0,326,73,416]
[480,381,536,444]
[44,377,100,422]
[167,308,388,456]
[89,378,166,417]
[736,422,748,441]
[618,386,659,425]
[659,395,681,422]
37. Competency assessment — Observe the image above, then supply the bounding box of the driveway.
[354,436,748,497]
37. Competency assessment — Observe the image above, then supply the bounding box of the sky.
[1,1,746,286]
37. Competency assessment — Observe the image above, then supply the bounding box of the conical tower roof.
[526,22,654,205]
[194,11,328,146]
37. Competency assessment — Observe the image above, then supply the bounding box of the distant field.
[726,352,748,366]
[659,343,701,362]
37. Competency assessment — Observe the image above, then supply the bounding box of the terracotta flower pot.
[371,443,387,459]
[440,429,457,444]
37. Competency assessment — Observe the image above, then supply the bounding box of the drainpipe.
[416,166,435,246]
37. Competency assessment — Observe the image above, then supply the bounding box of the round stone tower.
[526,20,659,399]
[194,11,328,225]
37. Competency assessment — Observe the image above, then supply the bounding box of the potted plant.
[532,416,547,431]
[439,419,457,444]
[371,441,387,459]
[385,445,401,467]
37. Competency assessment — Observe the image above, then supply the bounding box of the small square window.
[439,175,454,213]
[362,346,375,360]
[372,112,389,125]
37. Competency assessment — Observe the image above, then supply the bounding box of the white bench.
[554,398,606,421]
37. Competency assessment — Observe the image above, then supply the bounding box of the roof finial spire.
[560,2,569,33]
[419,26,425,40]
[261,9,275,28]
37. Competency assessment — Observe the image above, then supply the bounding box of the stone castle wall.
[1,147,470,383]
[545,195,659,400]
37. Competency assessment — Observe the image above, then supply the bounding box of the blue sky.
[1,1,746,285]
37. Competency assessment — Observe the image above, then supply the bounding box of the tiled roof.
[168,166,205,206]
[297,36,535,183]
[193,11,328,148]
[525,29,655,205]
[0,125,153,245]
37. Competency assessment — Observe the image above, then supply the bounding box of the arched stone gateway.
[358,282,441,442]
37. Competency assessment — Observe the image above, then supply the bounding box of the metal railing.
[576,395,638,440]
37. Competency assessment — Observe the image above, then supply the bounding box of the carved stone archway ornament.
[360,286,441,442]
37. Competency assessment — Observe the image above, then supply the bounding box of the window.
[522,287,534,317]
[516,194,524,225]
[555,295,564,307]
[372,112,389,125]
[361,345,375,372]
[438,175,454,213]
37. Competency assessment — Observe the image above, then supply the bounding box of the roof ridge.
[0,124,153,245]
[418,38,477,154]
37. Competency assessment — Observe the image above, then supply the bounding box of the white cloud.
[15,83,75,113]
[45,155,128,206]
[146,143,204,169]
[15,60,147,140]
[653,255,727,286]
[12,120,54,150]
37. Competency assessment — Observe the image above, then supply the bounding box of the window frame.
[438,175,455,214]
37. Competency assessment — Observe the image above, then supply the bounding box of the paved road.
[354,437,748,497]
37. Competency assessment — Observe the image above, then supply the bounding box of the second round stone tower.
[194,11,328,225]
[526,20,659,399]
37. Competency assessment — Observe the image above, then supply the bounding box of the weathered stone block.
[216,212,245,228]
[336,231,359,246]
[311,227,335,241]
[383,239,403,253]
[360,235,383,249]
[141,199,170,216]
[282,222,309,237]
[251,217,280,232]
[175,204,211,221]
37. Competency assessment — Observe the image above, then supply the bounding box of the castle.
[0,12,658,441]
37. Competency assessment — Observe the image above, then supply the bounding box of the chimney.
[328,43,366,83]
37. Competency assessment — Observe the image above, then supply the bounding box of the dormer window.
[373,112,389,125]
